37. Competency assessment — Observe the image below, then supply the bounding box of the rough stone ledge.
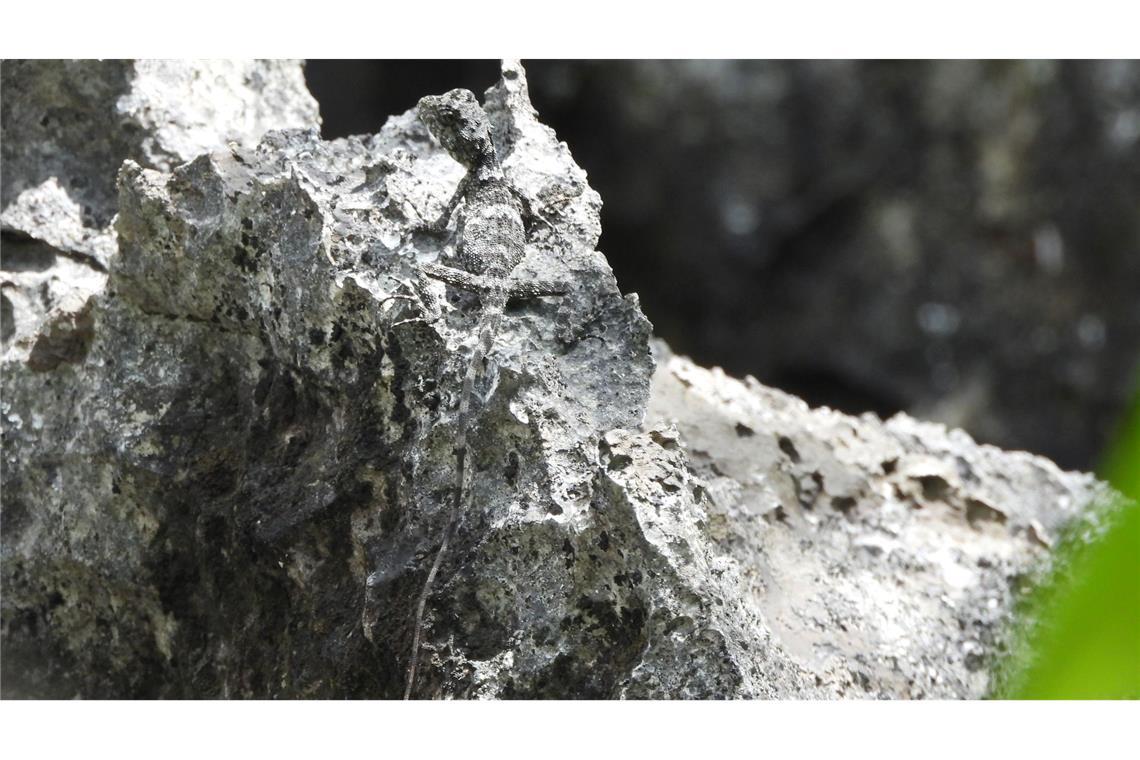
[0,59,1119,698]
[647,342,1114,697]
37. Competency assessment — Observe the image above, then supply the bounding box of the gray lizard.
[401,87,566,699]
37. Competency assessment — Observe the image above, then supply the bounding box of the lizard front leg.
[417,174,469,236]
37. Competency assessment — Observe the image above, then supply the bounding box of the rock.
[2,59,320,374]
[647,343,1112,697]
[518,60,1140,472]
[0,59,1119,698]
[2,59,320,227]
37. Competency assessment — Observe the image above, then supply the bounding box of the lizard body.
[402,87,565,699]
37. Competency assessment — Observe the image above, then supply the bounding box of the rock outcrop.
[0,59,1116,698]
[517,60,1140,472]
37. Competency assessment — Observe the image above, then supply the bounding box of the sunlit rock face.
[1,59,1114,698]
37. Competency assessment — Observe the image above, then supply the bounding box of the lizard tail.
[404,448,464,700]
[404,289,507,700]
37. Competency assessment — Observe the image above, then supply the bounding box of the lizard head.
[417,89,497,170]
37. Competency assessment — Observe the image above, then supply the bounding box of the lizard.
[399,87,567,699]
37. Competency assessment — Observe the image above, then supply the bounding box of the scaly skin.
[403,87,564,699]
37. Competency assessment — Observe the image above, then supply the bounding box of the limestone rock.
[522,60,1140,471]
[0,59,1117,698]
[2,59,319,226]
[647,344,1111,697]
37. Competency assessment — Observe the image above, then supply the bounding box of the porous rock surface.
[523,60,1140,472]
[0,60,1112,698]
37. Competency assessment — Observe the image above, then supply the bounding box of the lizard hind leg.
[380,275,442,329]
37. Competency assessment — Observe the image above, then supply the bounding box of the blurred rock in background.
[306,60,1140,471]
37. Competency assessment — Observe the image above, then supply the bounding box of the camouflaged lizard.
[400,87,566,699]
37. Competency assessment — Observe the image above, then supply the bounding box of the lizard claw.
[381,275,442,328]
[379,277,420,306]
[392,314,437,329]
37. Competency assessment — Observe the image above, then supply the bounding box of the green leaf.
[998,388,1140,699]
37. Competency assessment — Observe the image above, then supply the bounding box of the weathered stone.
[647,344,1112,697]
[2,59,319,226]
[0,59,1118,699]
[518,60,1140,472]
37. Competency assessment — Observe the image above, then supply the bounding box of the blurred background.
[305,60,1140,474]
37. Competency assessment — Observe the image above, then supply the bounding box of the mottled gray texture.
[1,59,319,376]
[525,60,1140,472]
[647,344,1111,697]
[0,59,1115,699]
[2,59,319,226]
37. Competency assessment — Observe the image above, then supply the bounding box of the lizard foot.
[380,276,441,327]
